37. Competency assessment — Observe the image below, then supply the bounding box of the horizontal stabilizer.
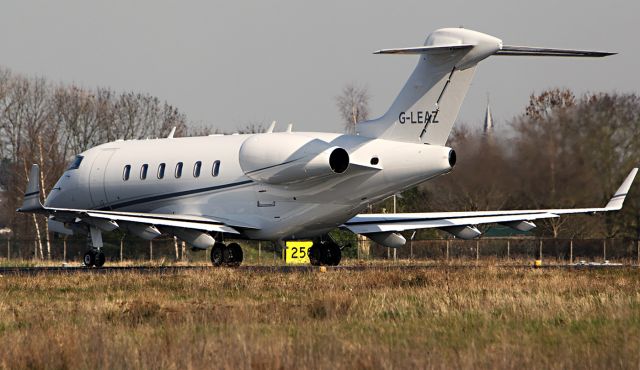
[496,45,615,57]
[374,44,474,55]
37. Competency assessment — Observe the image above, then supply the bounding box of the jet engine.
[239,133,350,184]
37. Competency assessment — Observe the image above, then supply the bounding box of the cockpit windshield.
[67,155,84,170]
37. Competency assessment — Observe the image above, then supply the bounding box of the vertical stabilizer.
[357,28,502,144]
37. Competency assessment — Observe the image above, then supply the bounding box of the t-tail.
[356,28,615,144]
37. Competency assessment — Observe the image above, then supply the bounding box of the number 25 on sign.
[285,241,312,264]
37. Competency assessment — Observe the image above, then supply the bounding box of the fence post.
[446,239,450,261]
[569,239,573,264]
[476,240,480,262]
[258,241,262,263]
[6,238,10,261]
[63,236,67,262]
[539,239,543,260]
[506,240,510,260]
[637,239,639,266]
[603,239,606,261]
[120,237,124,262]
[409,238,413,260]
[149,240,153,261]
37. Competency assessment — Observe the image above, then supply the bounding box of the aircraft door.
[89,149,116,208]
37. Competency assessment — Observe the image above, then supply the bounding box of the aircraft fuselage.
[45,132,454,240]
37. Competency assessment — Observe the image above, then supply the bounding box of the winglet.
[605,168,638,210]
[17,164,44,213]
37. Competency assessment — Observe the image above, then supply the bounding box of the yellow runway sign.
[285,241,312,264]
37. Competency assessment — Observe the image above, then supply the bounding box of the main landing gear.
[210,242,244,267]
[309,241,341,266]
[83,249,105,268]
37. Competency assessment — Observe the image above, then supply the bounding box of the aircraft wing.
[45,208,245,235]
[343,168,637,240]
[17,164,256,236]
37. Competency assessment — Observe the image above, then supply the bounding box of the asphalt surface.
[0,263,636,276]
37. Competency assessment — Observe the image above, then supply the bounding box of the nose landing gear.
[210,242,244,267]
[84,226,106,268]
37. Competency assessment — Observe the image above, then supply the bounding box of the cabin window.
[67,155,84,170]
[193,161,202,177]
[123,165,131,181]
[212,160,220,177]
[157,163,166,179]
[175,162,183,178]
[140,164,148,180]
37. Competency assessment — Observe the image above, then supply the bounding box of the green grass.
[0,266,637,369]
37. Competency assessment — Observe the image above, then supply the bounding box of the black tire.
[326,243,342,266]
[83,250,96,267]
[94,252,106,268]
[210,243,225,267]
[308,245,323,266]
[225,243,243,267]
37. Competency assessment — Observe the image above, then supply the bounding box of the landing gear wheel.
[326,243,341,266]
[224,243,243,267]
[94,252,106,268]
[309,243,341,266]
[210,243,225,267]
[83,250,96,267]
[309,245,324,266]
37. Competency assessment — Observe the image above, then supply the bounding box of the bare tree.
[336,83,370,134]
[236,122,267,134]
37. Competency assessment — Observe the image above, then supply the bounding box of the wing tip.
[605,168,638,210]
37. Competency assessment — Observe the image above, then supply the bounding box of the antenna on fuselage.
[167,127,176,139]
[286,123,293,133]
[266,121,276,133]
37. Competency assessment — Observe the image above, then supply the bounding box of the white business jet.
[18,28,637,267]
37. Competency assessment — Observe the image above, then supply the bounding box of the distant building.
[482,98,495,145]
[483,99,494,135]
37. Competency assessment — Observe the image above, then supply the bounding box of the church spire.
[483,95,493,135]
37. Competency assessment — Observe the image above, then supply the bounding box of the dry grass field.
[0,264,638,369]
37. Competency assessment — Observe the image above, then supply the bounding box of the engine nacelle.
[441,225,482,240]
[366,232,407,248]
[120,222,162,240]
[500,220,536,232]
[239,133,350,184]
[165,227,215,250]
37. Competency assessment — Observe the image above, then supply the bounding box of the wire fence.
[0,236,639,265]
[365,237,640,264]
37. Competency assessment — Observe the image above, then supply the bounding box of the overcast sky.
[0,0,637,134]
